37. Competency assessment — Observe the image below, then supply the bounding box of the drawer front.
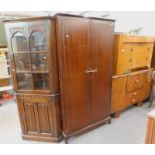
[117,43,154,75]
[126,90,141,107]
[117,64,133,75]
[16,95,61,138]
[127,73,144,92]
[120,43,136,55]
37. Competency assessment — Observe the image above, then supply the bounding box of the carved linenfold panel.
[18,95,54,135]
[38,103,51,133]
[24,102,38,132]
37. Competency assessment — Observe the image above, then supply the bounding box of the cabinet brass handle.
[84,68,92,74]
[91,68,98,73]
[85,68,98,73]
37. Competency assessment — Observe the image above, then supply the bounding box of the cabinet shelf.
[15,71,49,73]
[13,50,48,53]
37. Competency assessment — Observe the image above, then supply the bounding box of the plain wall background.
[1,11,155,45]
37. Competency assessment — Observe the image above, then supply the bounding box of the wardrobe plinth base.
[22,134,63,143]
[62,117,111,144]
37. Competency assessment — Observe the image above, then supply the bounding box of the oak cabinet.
[111,69,153,117]
[16,95,61,142]
[56,15,114,141]
[113,33,154,75]
[5,18,62,142]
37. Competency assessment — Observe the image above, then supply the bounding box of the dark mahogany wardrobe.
[56,15,114,142]
[5,14,114,143]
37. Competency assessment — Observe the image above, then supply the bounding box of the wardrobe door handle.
[84,68,92,74]
[91,68,98,73]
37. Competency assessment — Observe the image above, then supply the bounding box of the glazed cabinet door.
[16,95,61,141]
[90,20,114,122]
[56,16,90,134]
[5,20,58,94]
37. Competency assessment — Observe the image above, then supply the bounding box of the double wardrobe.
[4,14,114,143]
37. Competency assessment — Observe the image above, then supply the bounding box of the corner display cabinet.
[5,18,62,142]
[5,14,115,143]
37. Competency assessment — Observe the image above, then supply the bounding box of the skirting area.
[0,100,154,144]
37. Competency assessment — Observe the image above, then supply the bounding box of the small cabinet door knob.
[65,34,69,38]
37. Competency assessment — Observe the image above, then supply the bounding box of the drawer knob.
[132,92,137,96]
[130,48,134,52]
[135,80,139,83]
[121,49,125,52]
[146,57,149,60]
[129,58,132,62]
[148,47,150,51]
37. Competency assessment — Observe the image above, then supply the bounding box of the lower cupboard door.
[16,95,61,139]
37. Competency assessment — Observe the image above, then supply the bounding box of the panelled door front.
[57,17,91,134]
[90,20,114,122]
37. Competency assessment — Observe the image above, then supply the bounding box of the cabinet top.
[115,33,155,43]
[3,13,115,23]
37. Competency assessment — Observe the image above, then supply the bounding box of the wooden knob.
[129,58,132,62]
[130,48,134,52]
[121,49,125,52]
[132,92,137,96]
[146,57,149,60]
[43,56,47,60]
[135,80,139,83]
[148,47,150,51]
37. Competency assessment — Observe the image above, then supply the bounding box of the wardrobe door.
[56,16,90,134]
[90,20,114,122]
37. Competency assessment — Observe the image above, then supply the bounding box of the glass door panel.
[33,73,49,90]
[29,31,46,51]
[11,32,28,52]
[14,53,31,71]
[16,73,33,90]
[31,53,48,71]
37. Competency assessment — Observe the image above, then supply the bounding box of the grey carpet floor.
[0,100,155,144]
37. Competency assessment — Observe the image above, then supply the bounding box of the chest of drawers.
[113,33,154,75]
[111,69,153,117]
